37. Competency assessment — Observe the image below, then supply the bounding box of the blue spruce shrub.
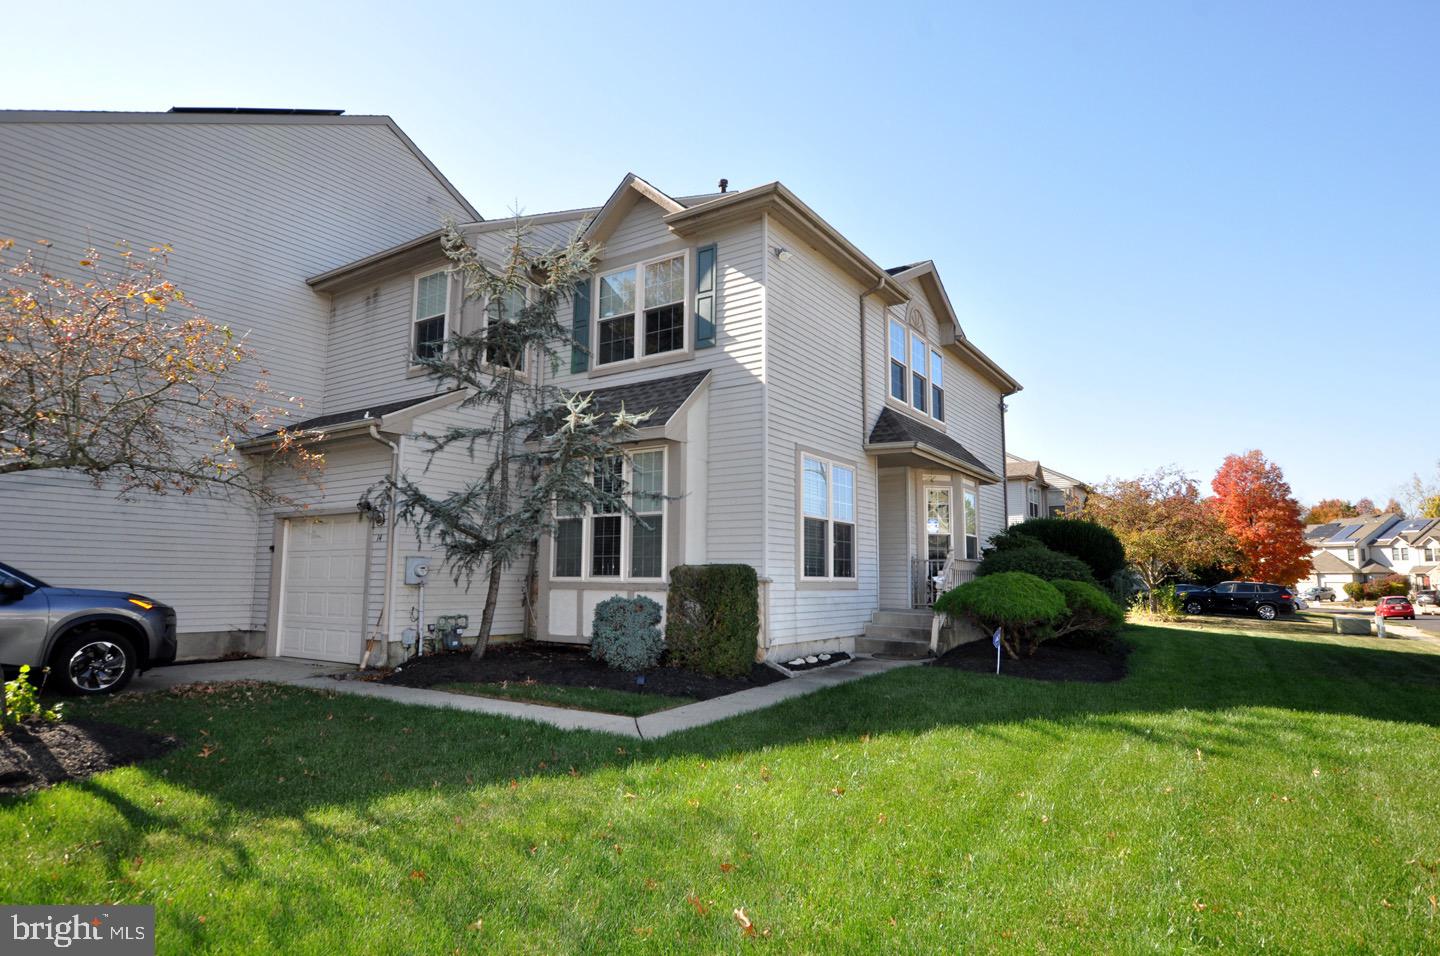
[590,595,665,671]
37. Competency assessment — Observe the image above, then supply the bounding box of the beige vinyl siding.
[546,203,768,571]
[763,219,877,646]
[0,115,471,637]
[390,404,529,640]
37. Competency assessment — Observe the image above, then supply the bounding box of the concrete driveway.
[128,657,347,693]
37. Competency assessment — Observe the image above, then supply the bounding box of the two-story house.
[1300,514,1413,595]
[2,113,1023,666]
[1004,454,1089,526]
[271,174,1022,663]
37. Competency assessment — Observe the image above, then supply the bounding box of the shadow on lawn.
[11,623,1440,841]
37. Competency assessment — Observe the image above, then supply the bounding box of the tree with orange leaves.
[1209,451,1312,585]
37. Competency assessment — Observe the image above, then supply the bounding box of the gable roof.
[1005,459,1044,482]
[866,407,1000,483]
[1310,550,1358,574]
[0,109,481,223]
[581,173,687,247]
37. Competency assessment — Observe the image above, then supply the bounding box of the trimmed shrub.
[933,571,1067,657]
[665,564,759,678]
[976,542,1095,584]
[590,596,664,671]
[1052,579,1125,639]
[1343,582,1365,602]
[1004,518,1127,581]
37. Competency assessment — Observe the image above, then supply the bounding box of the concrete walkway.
[129,657,345,692]
[134,655,916,739]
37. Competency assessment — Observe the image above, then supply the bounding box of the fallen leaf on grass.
[719,862,735,873]
[830,787,846,797]
[686,895,709,916]
[197,745,216,758]
[733,908,756,937]
[410,870,427,882]
[644,879,658,891]
[466,918,483,932]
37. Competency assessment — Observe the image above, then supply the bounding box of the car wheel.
[1184,601,1204,615]
[1256,604,1277,621]
[50,630,136,695]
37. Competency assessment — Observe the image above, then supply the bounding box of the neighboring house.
[1004,454,1089,525]
[280,174,1022,663]
[1373,518,1440,591]
[1296,518,1405,593]
[0,108,478,659]
[2,122,1023,665]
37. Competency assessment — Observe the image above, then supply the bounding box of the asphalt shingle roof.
[247,392,459,443]
[867,407,999,480]
[528,370,710,440]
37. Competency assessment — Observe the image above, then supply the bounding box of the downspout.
[858,277,887,443]
[999,398,1009,523]
[368,423,401,667]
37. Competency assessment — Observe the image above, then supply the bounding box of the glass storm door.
[925,486,954,604]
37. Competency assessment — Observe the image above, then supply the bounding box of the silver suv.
[0,562,176,694]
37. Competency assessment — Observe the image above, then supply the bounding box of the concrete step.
[855,636,932,659]
[870,609,934,627]
[863,622,931,642]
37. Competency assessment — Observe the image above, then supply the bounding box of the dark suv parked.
[0,562,176,694]
[1181,581,1296,621]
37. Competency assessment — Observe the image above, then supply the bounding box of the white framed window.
[552,448,667,582]
[886,317,945,423]
[1346,547,1356,563]
[801,454,856,580]
[1426,546,1436,562]
[594,252,688,366]
[962,486,979,560]
[1400,547,1410,562]
[485,285,528,372]
[1027,485,1040,518]
[411,269,449,363]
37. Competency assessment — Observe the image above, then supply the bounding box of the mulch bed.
[0,719,177,798]
[932,636,1130,683]
[379,642,786,700]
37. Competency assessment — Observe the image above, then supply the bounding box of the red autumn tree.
[1300,498,1359,524]
[1354,497,1378,515]
[1209,451,1312,585]
[1381,498,1405,516]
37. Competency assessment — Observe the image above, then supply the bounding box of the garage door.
[279,515,367,662]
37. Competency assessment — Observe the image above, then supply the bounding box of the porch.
[876,464,980,611]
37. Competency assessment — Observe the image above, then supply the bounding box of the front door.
[924,486,954,605]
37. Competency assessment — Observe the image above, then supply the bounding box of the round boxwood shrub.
[976,542,1095,584]
[1005,518,1126,581]
[933,571,1067,657]
[590,595,664,671]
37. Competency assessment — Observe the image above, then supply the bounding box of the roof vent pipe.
[718,178,728,193]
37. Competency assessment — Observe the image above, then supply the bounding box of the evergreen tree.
[389,220,653,658]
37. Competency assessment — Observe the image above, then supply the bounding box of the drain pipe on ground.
[367,423,402,669]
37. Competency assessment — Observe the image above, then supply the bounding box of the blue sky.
[8,0,1437,503]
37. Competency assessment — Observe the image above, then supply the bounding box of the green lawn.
[433,680,694,716]
[4,620,1440,953]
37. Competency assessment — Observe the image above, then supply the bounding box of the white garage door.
[279,515,366,662]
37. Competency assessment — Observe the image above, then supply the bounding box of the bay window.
[595,253,687,366]
[801,454,856,580]
[886,317,945,423]
[552,449,667,581]
[412,269,449,362]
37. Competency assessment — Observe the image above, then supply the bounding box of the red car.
[1375,596,1416,620]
